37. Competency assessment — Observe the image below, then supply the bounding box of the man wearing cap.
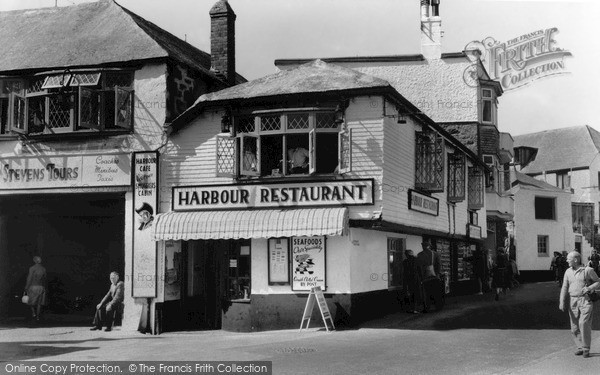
[136,202,154,231]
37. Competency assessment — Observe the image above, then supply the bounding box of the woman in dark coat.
[24,255,47,321]
[492,250,510,301]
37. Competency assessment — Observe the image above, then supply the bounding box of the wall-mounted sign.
[467,224,482,239]
[408,189,439,216]
[292,236,326,292]
[132,151,159,298]
[0,154,131,190]
[172,179,374,211]
[268,238,290,284]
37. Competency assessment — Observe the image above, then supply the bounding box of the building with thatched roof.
[0,0,244,333]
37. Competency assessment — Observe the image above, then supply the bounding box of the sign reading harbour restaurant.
[408,189,439,216]
[173,179,374,211]
[0,154,131,190]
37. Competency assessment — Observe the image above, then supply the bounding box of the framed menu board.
[268,238,289,284]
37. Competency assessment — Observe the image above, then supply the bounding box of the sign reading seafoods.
[0,154,131,189]
[292,236,326,292]
[173,179,374,211]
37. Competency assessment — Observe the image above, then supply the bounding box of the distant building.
[514,125,600,261]
[509,171,575,280]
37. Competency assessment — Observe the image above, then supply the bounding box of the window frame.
[534,196,556,220]
[448,152,466,202]
[556,171,571,190]
[537,235,549,256]
[227,241,251,302]
[415,130,445,193]
[468,166,485,210]
[481,87,497,125]
[221,109,351,179]
[2,71,134,136]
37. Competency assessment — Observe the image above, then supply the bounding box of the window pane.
[482,89,492,98]
[28,96,46,133]
[48,94,74,130]
[261,115,281,132]
[0,98,8,134]
[482,100,492,122]
[316,112,337,129]
[286,134,309,174]
[27,77,46,94]
[105,72,132,88]
[237,115,255,133]
[287,113,309,130]
[535,197,555,220]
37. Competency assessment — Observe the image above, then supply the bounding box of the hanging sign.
[292,236,326,291]
[132,151,159,298]
[408,189,439,216]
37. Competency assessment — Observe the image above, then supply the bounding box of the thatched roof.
[0,0,238,82]
[514,125,600,174]
[199,59,392,102]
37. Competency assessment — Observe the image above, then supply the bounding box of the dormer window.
[481,88,497,125]
[216,108,352,178]
[1,71,134,136]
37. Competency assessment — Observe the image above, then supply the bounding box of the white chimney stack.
[420,0,442,60]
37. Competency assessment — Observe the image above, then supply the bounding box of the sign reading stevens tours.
[0,154,130,189]
[408,189,439,216]
[173,179,374,211]
[292,236,326,292]
[132,151,159,298]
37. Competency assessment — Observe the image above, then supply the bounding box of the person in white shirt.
[559,251,600,358]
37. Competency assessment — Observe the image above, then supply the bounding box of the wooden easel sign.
[299,286,335,332]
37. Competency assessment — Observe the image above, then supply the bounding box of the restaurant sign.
[408,190,439,216]
[172,179,374,211]
[467,224,482,240]
[0,154,131,190]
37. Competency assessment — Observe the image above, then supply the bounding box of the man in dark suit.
[91,271,124,332]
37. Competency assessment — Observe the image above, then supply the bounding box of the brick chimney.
[210,0,236,85]
[420,0,442,60]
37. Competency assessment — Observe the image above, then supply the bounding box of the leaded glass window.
[448,152,465,202]
[415,131,445,192]
[468,167,484,210]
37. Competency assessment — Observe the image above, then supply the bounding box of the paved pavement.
[1,282,600,375]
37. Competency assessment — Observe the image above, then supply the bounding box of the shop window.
[537,235,549,256]
[415,130,445,193]
[387,237,405,288]
[1,72,133,136]
[468,167,484,210]
[227,241,251,301]
[534,197,555,220]
[481,88,497,125]
[448,152,465,202]
[217,110,351,178]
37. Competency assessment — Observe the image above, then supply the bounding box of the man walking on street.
[559,251,600,358]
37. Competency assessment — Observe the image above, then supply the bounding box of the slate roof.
[0,0,243,83]
[198,59,393,103]
[513,126,600,174]
[511,171,566,193]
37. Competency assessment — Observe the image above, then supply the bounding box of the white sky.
[1,0,598,137]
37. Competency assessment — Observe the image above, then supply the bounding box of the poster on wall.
[164,240,182,301]
[132,151,159,298]
[292,236,326,291]
[268,238,289,284]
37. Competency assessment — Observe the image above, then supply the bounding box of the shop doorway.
[2,193,125,324]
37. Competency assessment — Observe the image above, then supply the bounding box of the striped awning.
[152,207,348,241]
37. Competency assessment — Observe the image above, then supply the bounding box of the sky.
[1,0,598,137]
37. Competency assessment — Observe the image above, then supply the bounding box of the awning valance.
[152,207,348,241]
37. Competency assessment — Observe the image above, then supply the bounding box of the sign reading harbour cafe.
[173,179,374,211]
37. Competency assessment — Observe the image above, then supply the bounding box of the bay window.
[216,109,352,178]
[1,71,134,136]
[481,88,497,125]
[415,130,445,192]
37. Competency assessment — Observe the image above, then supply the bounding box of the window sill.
[538,253,550,257]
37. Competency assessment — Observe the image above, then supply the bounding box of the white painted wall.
[512,185,574,271]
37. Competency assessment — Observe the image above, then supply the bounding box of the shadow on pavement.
[357,282,600,331]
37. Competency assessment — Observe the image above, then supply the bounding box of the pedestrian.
[588,249,600,276]
[558,251,600,358]
[492,249,510,301]
[557,251,569,286]
[416,238,443,312]
[509,256,520,288]
[550,251,561,284]
[91,271,124,332]
[24,255,47,322]
[466,248,486,295]
[402,249,422,314]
